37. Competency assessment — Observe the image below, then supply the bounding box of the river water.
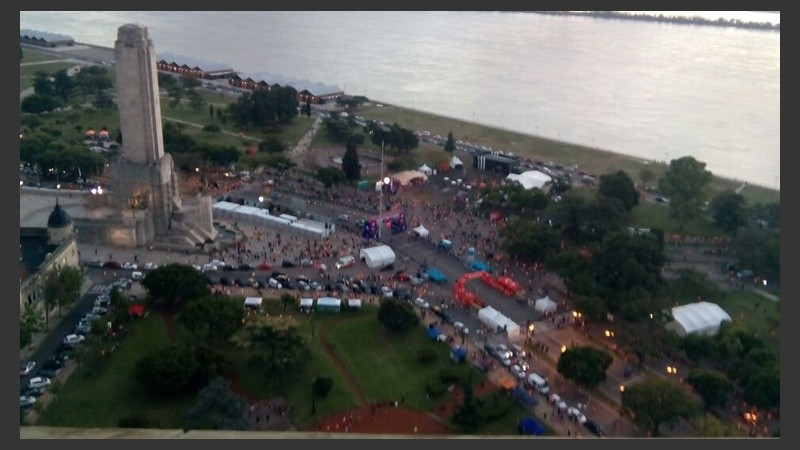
[20,11,780,189]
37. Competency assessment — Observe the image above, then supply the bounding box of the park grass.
[715,289,780,357]
[21,47,67,64]
[325,308,479,413]
[20,61,79,92]
[628,202,722,237]
[37,313,195,429]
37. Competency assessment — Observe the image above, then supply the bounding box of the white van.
[527,372,550,395]
[414,297,430,309]
[131,271,144,281]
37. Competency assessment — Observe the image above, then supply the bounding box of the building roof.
[47,202,72,228]
[237,71,343,96]
[669,301,731,336]
[474,152,517,164]
[157,52,234,73]
[20,231,57,279]
[20,29,74,42]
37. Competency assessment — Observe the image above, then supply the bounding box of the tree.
[639,168,655,188]
[21,94,64,114]
[598,170,639,211]
[730,227,780,284]
[621,379,700,436]
[178,297,244,346]
[500,220,560,265]
[682,333,717,364]
[280,293,295,311]
[41,270,63,329]
[209,103,215,118]
[185,377,248,430]
[686,369,733,410]
[451,371,481,430]
[135,344,201,396]
[33,71,54,96]
[73,66,113,103]
[20,307,45,347]
[444,131,456,153]
[556,346,613,388]
[231,315,310,390]
[141,263,210,312]
[92,90,115,110]
[741,365,779,409]
[314,167,346,188]
[180,73,202,89]
[691,413,740,437]
[258,135,288,153]
[304,99,312,117]
[53,69,74,102]
[187,89,205,112]
[709,191,746,236]
[312,376,334,399]
[341,136,362,181]
[658,156,713,225]
[591,229,666,300]
[553,195,625,245]
[377,299,419,333]
[56,266,83,314]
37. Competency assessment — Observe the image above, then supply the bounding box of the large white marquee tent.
[667,301,731,337]
[359,245,396,269]
[212,201,332,238]
[478,306,521,340]
[506,170,552,190]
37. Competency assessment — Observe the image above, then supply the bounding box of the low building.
[20,202,81,313]
[20,29,75,47]
[230,71,344,103]
[156,52,236,79]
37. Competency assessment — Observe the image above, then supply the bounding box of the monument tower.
[110,23,216,247]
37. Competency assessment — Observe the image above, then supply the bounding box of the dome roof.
[47,202,72,228]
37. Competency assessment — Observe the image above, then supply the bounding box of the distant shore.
[534,11,779,32]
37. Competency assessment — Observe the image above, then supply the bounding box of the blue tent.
[427,268,447,283]
[427,326,443,341]
[471,260,492,272]
[512,385,539,408]
[450,346,467,362]
[518,417,545,436]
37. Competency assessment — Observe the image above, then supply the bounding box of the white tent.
[418,164,433,175]
[299,298,314,310]
[506,170,552,190]
[359,245,396,269]
[667,301,731,337]
[244,297,263,309]
[412,224,429,238]
[534,296,557,314]
[478,306,521,340]
[450,155,464,169]
[347,299,363,308]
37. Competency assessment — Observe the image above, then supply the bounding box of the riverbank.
[353,101,780,206]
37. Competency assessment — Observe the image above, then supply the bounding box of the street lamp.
[371,130,387,240]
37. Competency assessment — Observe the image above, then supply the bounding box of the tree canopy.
[185,376,249,430]
[377,299,419,333]
[598,170,639,211]
[444,131,456,153]
[141,263,210,312]
[227,87,299,128]
[556,346,613,388]
[134,344,202,396]
[621,378,700,435]
[709,191,746,235]
[341,136,362,181]
[178,297,244,346]
[658,156,713,224]
[686,369,733,410]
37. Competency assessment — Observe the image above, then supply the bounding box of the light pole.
[371,130,387,241]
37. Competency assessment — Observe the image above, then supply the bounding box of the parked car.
[41,358,64,371]
[39,368,61,380]
[583,419,606,437]
[20,395,36,408]
[121,262,138,270]
[453,321,469,334]
[282,259,296,268]
[257,262,272,271]
[96,294,111,307]
[510,364,526,380]
[220,277,232,286]
[91,306,108,315]
[335,255,355,269]
[27,376,51,390]
[238,263,254,271]
[62,334,86,346]
[85,260,103,268]
[549,393,568,411]
[20,360,36,376]
[414,298,431,309]
[567,406,587,424]
[143,262,158,270]
[102,261,121,269]
[381,286,394,298]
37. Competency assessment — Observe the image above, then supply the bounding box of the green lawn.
[37,313,196,429]
[21,48,67,64]
[20,62,79,92]
[628,202,722,237]
[325,309,478,412]
[715,289,780,356]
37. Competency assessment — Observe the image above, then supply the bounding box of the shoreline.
[356,100,780,200]
[21,43,779,198]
